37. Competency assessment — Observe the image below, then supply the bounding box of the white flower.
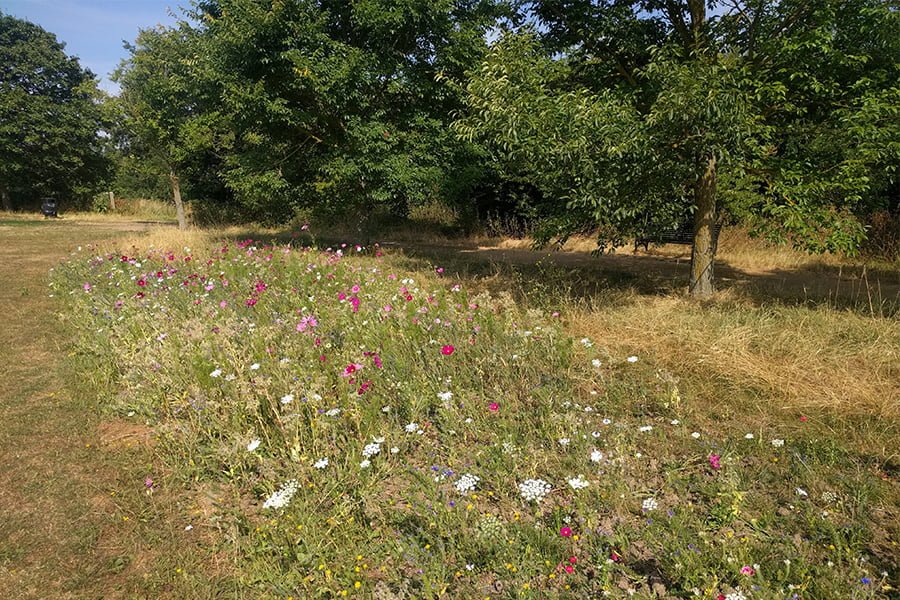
[771,438,785,447]
[691,432,701,439]
[796,487,808,497]
[314,458,329,469]
[455,473,480,495]
[250,363,260,370]
[184,524,193,531]
[465,564,474,571]
[639,425,653,433]
[591,359,602,368]
[670,419,680,425]
[360,459,371,469]
[725,592,746,600]
[642,497,658,511]
[627,355,639,363]
[224,373,236,381]
[390,447,400,454]
[262,479,299,509]
[381,406,391,413]
[325,408,341,417]
[602,418,612,425]
[519,479,552,503]
[591,431,601,438]
[558,438,570,447]
[437,391,453,402]
[280,393,294,404]
[405,422,419,433]
[246,439,261,452]
[745,433,754,439]
[210,368,222,378]
[590,450,604,463]
[362,442,382,458]
[567,475,590,490]
[580,338,593,348]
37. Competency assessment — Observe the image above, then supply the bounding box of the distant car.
[40,198,58,218]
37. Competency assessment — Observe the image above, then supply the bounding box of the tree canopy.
[456,0,900,294]
[0,12,110,211]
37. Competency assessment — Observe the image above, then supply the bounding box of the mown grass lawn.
[52,225,898,599]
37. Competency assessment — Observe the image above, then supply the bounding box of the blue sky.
[2,0,184,93]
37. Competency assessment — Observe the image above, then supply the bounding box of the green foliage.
[0,12,111,209]
[112,0,507,223]
[457,1,900,259]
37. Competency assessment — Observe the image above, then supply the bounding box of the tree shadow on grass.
[215,227,900,317]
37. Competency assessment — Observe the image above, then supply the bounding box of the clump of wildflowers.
[262,479,299,509]
[519,479,552,503]
[454,473,480,495]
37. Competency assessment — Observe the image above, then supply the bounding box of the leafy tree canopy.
[456,0,900,294]
[0,11,110,210]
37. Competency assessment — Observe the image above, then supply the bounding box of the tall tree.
[113,25,215,229]
[0,12,110,211]
[182,0,505,222]
[457,0,899,296]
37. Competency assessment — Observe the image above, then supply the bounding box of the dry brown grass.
[563,291,900,437]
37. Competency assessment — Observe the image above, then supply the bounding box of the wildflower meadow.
[52,236,896,599]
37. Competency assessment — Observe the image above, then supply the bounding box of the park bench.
[40,197,58,218]
[634,222,721,251]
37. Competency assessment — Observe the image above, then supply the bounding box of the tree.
[456,0,899,296]
[177,0,505,223]
[0,12,110,211]
[113,25,215,229]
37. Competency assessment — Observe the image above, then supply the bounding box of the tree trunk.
[108,191,116,211]
[689,154,717,298]
[0,187,11,212]
[169,170,186,230]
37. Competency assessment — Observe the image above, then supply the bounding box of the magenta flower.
[489,403,499,412]
[441,345,455,356]
[740,565,756,576]
[560,527,572,537]
[708,454,722,470]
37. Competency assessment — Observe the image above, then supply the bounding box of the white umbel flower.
[519,479,552,503]
[567,475,589,490]
[262,480,299,509]
[246,439,261,452]
[455,473,480,495]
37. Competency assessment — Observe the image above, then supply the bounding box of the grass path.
[0,219,197,598]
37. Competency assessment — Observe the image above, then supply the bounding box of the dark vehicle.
[40,198,58,218]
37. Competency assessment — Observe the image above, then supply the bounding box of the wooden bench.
[634,223,721,251]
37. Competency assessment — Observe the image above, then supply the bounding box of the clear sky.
[2,0,184,93]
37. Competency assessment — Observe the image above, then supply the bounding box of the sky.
[2,0,184,93]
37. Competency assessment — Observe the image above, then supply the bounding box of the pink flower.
[709,454,722,470]
[564,565,574,574]
[559,527,572,537]
[441,345,455,356]
[342,363,363,377]
[488,403,499,412]
[740,565,755,576]
[568,556,577,564]
[82,283,92,292]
